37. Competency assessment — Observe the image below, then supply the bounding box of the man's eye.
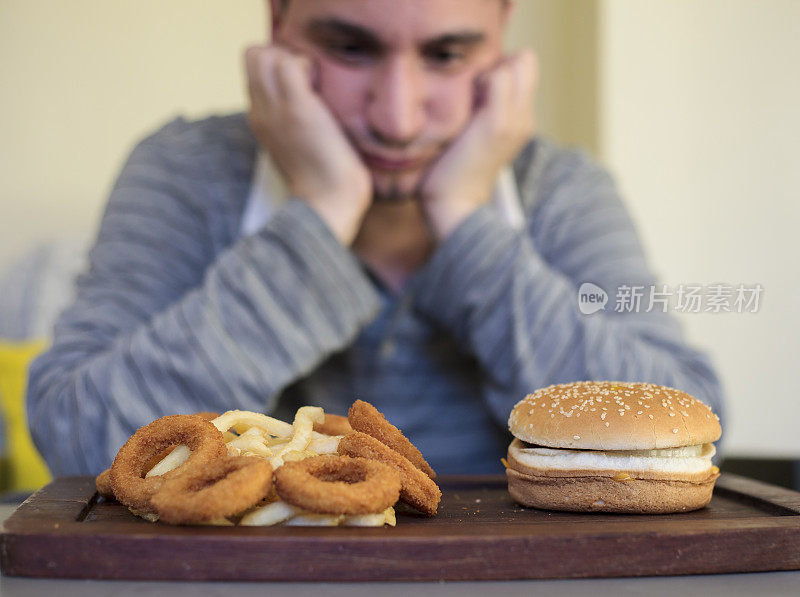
[326,42,376,63]
[425,48,466,69]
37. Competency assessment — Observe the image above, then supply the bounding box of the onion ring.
[146,445,190,478]
[151,456,273,524]
[193,411,220,421]
[239,500,395,526]
[109,415,226,513]
[313,413,353,436]
[95,468,115,499]
[143,445,177,473]
[143,412,220,477]
[274,454,401,515]
[338,431,441,515]
[348,400,436,479]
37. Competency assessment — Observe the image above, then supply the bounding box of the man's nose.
[367,56,425,148]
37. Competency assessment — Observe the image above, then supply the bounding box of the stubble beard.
[370,170,426,203]
[372,186,415,203]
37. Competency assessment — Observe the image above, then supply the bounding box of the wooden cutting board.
[2,473,799,581]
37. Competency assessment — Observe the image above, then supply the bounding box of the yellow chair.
[0,341,52,492]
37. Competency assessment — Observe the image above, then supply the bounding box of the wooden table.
[2,473,799,582]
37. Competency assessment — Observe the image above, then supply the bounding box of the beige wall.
[599,0,800,455]
[0,0,266,265]
[505,0,599,155]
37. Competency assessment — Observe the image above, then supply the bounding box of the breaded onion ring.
[142,413,219,476]
[193,411,220,421]
[151,456,273,524]
[338,431,441,515]
[143,445,177,474]
[348,400,436,479]
[274,455,401,515]
[109,415,226,513]
[95,468,115,499]
[313,413,353,436]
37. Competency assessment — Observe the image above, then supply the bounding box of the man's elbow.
[25,352,93,476]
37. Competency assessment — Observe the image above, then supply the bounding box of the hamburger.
[505,381,722,513]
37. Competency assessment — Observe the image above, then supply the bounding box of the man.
[27,0,725,476]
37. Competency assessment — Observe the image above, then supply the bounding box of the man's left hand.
[420,49,538,240]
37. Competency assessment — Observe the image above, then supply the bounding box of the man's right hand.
[245,45,372,245]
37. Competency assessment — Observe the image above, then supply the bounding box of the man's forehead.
[281,0,506,45]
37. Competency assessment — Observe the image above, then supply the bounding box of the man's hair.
[279,0,508,7]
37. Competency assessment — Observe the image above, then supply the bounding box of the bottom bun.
[506,467,719,514]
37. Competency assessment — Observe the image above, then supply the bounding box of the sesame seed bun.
[505,381,722,513]
[508,381,721,450]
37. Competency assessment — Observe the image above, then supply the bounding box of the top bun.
[508,381,721,450]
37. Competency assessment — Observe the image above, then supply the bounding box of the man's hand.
[245,45,372,245]
[419,50,539,241]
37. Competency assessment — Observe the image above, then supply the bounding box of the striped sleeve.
[26,124,379,476]
[412,146,726,438]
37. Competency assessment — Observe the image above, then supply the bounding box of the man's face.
[272,0,510,201]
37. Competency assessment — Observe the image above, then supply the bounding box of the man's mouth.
[360,152,427,172]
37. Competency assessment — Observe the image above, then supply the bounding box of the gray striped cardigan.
[27,113,725,475]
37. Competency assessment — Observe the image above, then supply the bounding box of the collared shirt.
[240,151,525,236]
